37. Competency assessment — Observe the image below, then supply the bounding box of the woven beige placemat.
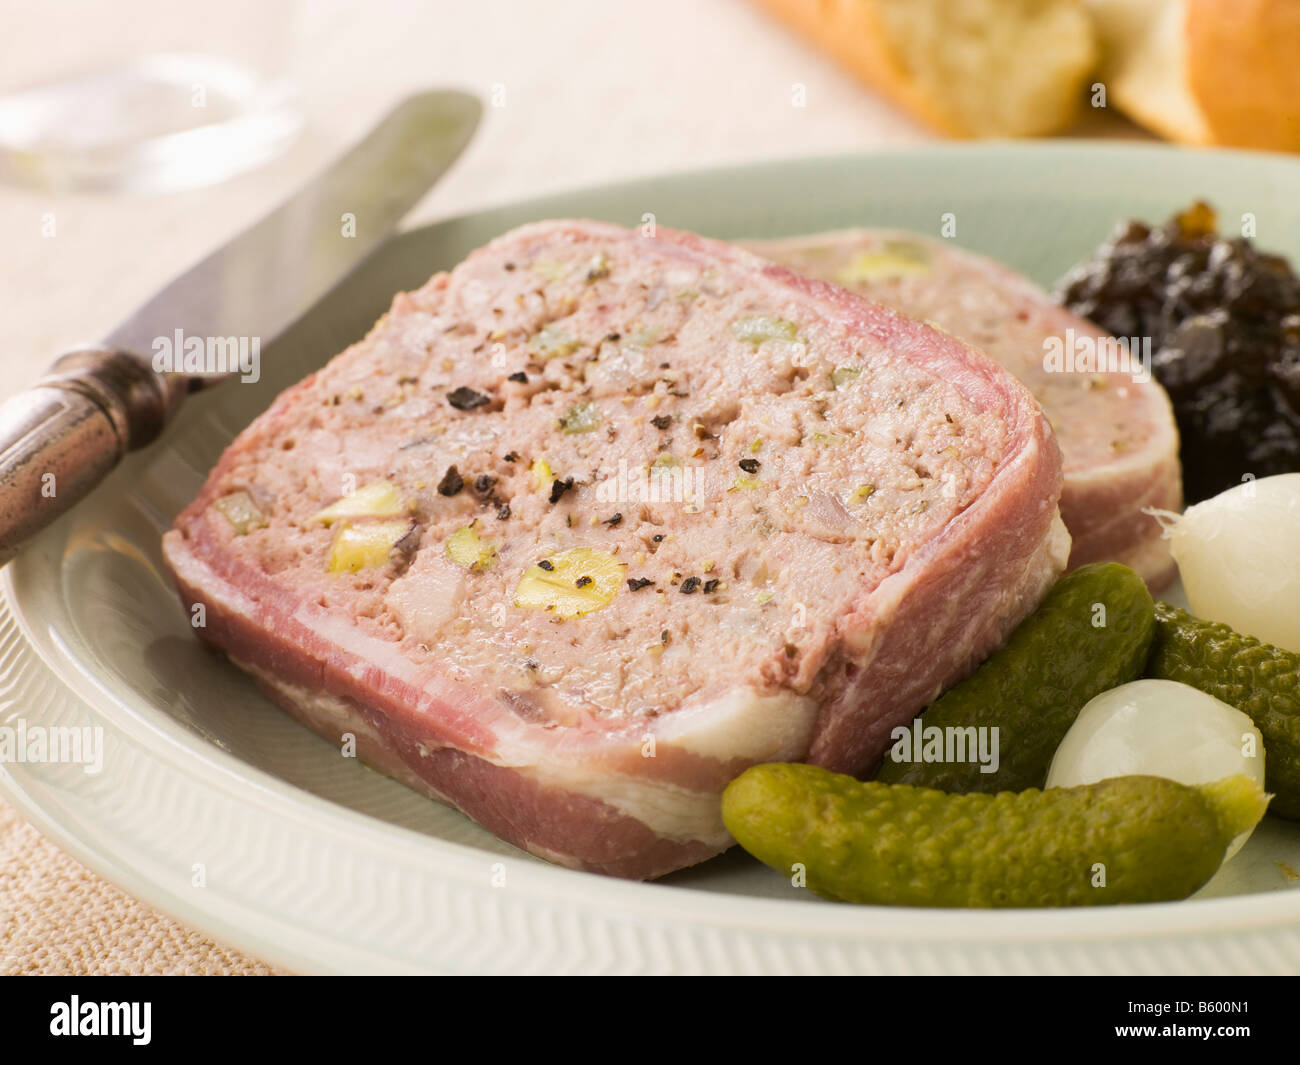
[0,794,284,975]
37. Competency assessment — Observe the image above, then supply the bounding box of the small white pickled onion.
[1150,472,1300,653]
[1046,679,1266,860]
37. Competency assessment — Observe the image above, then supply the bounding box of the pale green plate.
[3,143,1299,974]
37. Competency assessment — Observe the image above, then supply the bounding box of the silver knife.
[0,89,480,564]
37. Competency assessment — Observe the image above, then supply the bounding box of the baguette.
[1088,0,1300,151]
[748,0,1098,137]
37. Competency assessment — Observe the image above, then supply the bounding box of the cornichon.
[875,562,1155,793]
[722,764,1267,907]
[1148,602,1300,819]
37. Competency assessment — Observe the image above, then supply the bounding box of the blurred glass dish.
[0,0,300,193]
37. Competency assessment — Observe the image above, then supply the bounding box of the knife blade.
[0,89,481,565]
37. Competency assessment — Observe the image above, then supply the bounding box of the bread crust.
[749,0,1096,137]
[1093,0,1300,150]
[1186,0,1300,151]
[749,0,966,135]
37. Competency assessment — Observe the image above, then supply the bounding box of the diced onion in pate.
[213,491,267,535]
[328,519,414,573]
[312,480,405,525]
[513,548,625,619]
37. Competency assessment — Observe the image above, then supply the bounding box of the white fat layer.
[512,689,818,843]
[652,688,819,763]
[239,659,445,801]
[517,759,731,846]
[1046,510,1072,569]
[238,655,763,845]
[291,605,423,686]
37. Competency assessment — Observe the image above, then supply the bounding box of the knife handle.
[0,347,188,565]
